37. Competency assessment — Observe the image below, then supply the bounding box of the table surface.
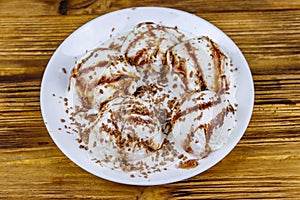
[1,0,300,199]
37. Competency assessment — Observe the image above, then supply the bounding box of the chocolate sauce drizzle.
[67,22,237,174]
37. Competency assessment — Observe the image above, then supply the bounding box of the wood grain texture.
[0,0,300,199]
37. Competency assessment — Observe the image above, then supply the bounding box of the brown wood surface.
[0,0,300,199]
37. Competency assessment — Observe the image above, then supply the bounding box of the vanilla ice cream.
[170,91,236,158]
[88,97,165,162]
[68,22,238,175]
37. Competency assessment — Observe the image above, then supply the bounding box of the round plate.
[40,7,254,185]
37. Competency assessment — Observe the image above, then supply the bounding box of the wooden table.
[1,0,299,199]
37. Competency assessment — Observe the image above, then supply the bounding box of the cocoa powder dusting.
[62,68,67,74]
[179,159,199,169]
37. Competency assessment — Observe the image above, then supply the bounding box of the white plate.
[40,7,254,185]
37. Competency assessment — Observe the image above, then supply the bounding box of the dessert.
[68,22,237,175]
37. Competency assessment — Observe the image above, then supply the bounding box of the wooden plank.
[0,0,300,199]
[0,0,300,16]
[0,10,299,73]
[0,140,299,199]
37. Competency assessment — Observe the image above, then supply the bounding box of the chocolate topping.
[67,22,237,175]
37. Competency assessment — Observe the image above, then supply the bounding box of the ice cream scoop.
[69,47,139,110]
[171,90,236,158]
[167,36,236,95]
[88,97,165,163]
[121,22,186,67]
